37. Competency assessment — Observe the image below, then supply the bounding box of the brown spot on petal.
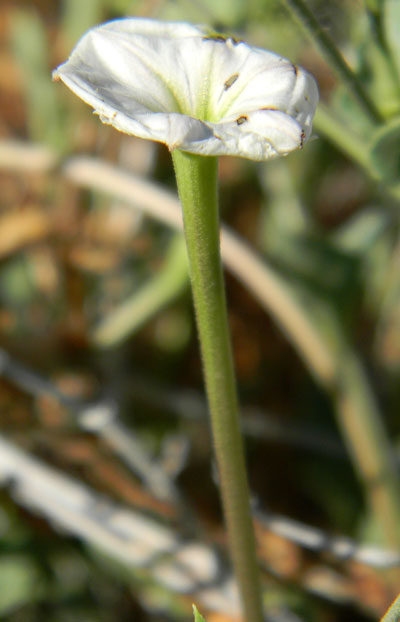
[202,34,228,43]
[203,34,243,45]
[300,130,306,148]
[236,116,248,125]
[224,73,239,90]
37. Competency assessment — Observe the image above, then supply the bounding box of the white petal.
[53,18,319,161]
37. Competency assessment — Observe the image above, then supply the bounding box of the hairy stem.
[172,150,264,622]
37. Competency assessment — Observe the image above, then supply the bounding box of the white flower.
[53,18,318,161]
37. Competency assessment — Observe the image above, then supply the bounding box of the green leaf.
[383,0,400,82]
[333,209,388,254]
[61,0,104,47]
[193,604,206,622]
[11,10,68,150]
[359,36,400,118]
[365,0,381,14]
[159,0,245,27]
[92,234,189,348]
[0,555,43,615]
[369,117,400,180]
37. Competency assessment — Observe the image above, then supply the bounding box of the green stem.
[92,234,188,348]
[313,104,373,173]
[381,594,400,622]
[279,0,384,124]
[335,352,400,550]
[172,150,264,622]
[314,104,400,202]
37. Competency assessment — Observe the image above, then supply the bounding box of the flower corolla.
[53,18,319,161]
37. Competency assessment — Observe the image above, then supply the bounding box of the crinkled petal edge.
[54,68,309,161]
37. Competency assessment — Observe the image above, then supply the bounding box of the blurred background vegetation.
[1,0,400,620]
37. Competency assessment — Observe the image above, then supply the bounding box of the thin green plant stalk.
[381,594,400,622]
[92,234,188,348]
[313,104,372,173]
[314,104,400,202]
[279,0,384,124]
[335,352,400,551]
[172,150,264,622]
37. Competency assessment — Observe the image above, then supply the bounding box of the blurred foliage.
[0,0,400,621]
